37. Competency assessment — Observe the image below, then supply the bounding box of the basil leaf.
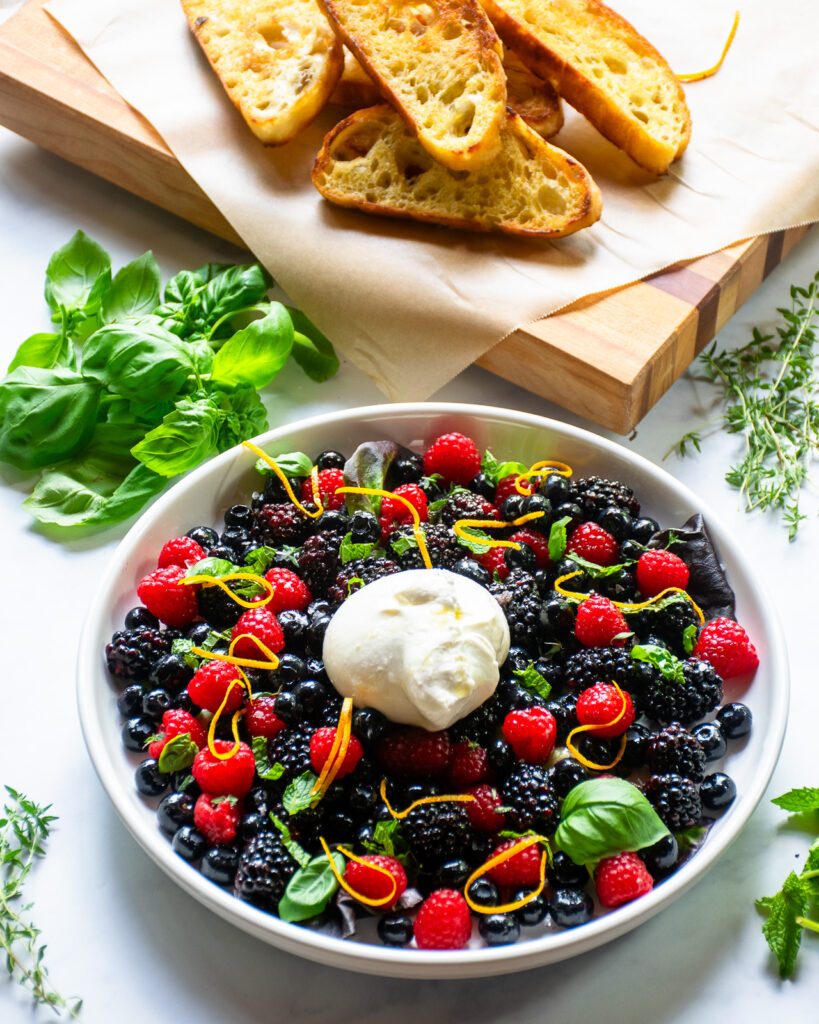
[480,450,528,486]
[342,440,404,515]
[283,771,318,814]
[131,395,222,477]
[82,323,194,401]
[212,302,294,388]
[771,788,819,814]
[513,662,552,701]
[44,230,111,316]
[631,644,686,685]
[157,732,198,773]
[198,263,273,328]
[340,532,376,564]
[278,851,344,923]
[186,557,237,578]
[163,262,231,305]
[252,450,313,478]
[243,546,277,575]
[269,813,311,868]
[555,778,670,866]
[0,367,100,471]
[7,331,73,373]
[252,736,285,782]
[101,252,161,323]
[287,308,339,383]
[216,385,269,448]
[548,516,572,562]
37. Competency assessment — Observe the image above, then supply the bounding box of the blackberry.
[402,801,472,868]
[501,764,559,834]
[389,524,461,570]
[436,491,496,528]
[327,556,401,605]
[632,598,699,655]
[450,691,504,744]
[197,580,246,630]
[234,833,297,910]
[563,647,648,696]
[490,571,543,652]
[641,658,723,725]
[297,531,342,597]
[268,725,314,781]
[646,724,706,781]
[643,773,702,831]
[569,476,640,519]
[105,627,172,681]
[255,503,311,546]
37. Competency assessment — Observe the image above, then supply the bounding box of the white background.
[1,45,818,1023]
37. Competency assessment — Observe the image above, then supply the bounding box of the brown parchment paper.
[47,0,819,399]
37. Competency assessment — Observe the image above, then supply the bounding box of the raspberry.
[255,502,311,546]
[414,890,472,949]
[231,607,285,660]
[566,522,619,566]
[193,793,242,845]
[423,433,481,486]
[509,528,550,568]
[576,684,635,738]
[447,741,489,789]
[376,727,452,777]
[486,839,543,888]
[263,567,312,613]
[495,474,523,509]
[636,549,690,597]
[693,618,759,679]
[188,661,245,714]
[380,484,429,536]
[575,594,629,647]
[595,851,654,908]
[192,740,255,796]
[147,709,206,760]
[299,468,345,511]
[158,536,206,569]
[137,566,199,628]
[437,491,497,528]
[344,855,407,909]
[502,707,557,762]
[105,626,171,681]
[245,696,285,739]
[465,784,507,833]
[477,546,509,580]
[309,728,364,779]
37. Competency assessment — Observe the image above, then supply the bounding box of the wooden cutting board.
[0,0,810,433]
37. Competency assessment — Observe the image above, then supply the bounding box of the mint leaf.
[157,732,198,773]
[480,449,528,486]
[513,662,552,701]
[278,851,345,923]
[251,736,285,782]
[270,813,311,868]
[362,819,411,865]
[186,556,237,578]
[390,532,418,557]
[772,788,819,814]
[347,576,365,596]
[456,527,495,554]
[682,623,698,656]
[566,552,631,578]
[631,644,686,685]
[340,531,376,564]
[175,773,194,792]
[243,545,277,575]
[253,450,313,478]
[283,771,318,814]
[758,872,811,978]
[548,516,572,562]
[171,637,201,671]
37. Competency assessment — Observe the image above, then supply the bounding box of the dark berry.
[487,738,514,774]
[276,653,309,685]
[186,525,219,549]
[235,833,297,910]
[646,724,706,781]
[539,473,570,504]
[238,812,269,841]
[546,695,578,744]
[197,582,245,630]
[348,781,378,814]
[117,684,144,718]
[640,834,679,879]
[124,606,159,629]
[378,913,414,946]
[501,495,525,520]
[435,859,471,889]
[186,622,212,645]
[106,627,172,681]
[620,539,645,562]
[716,703,752,740]
[700,772,736,811]
[643,773,702,830]
[292,679,328,720]
[148,653,193,694]
[135,758,168,797]
[122,716,154,752]
[571,476,640,519]
[224,504,254,528]
[641,659,722,725]
[548,852,588,889]
[278,609,310,648]
[208,545,237,561]
[392,453,423,484]
[172,825,207,862]
[316,450,346,470]
[631,517,660,544]
[515,892,550,926]
[274,691,300,725]
[307,614,331,652]
[549,887,593,928]
[349,511,381,544]
[520,494,550,520]
[352,708,388,747]
[479,914,520,946]
[157,791,195,835]
[549,758,587,799]
[466,878,499,909]
[691,722,728,762]
[318,510,350,534]
[142,688,173,720]
[403,802,472,868]
[598,506,632,541]
[619,723,652,772]
[553,502,583,530]
[201,844,240,886]
[452,558,490,586]
[470,472,496,500]
[501,764,559,834]
[504,544,536,573]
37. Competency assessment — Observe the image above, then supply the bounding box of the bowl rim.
[77,402,789,978]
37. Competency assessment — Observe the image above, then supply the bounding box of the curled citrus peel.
[180,571,274,610]
[463,835,548,914]
[566,680,629,771]
[319,837,399,908]
[206,677,247,760]
[677,10,740,83]
[554,571,705,624]
[379,778,475,820]
[513,459,573,496]
[336,485,432,569]
[242,440,324,519]
[452,509,547,552]
[191,632,281,672]
[311,697,354,801]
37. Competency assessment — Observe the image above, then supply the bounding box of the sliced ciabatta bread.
[181,0,343,145]
[504,51,563,140]
[312,104,601,238]
[480,0,691,173]
[330,49,383,108]
[317,0,507,170]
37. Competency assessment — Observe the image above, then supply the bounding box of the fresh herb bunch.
[0,231,338,533]
[0,787,80,1017]
[669,273,819,539]
[757,786,819,978]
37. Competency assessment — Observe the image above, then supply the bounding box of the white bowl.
[77,403,788,979]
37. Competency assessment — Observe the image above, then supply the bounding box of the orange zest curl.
[513,459,574,496]
[206,677,247,760]
[677,11,740,83]
[180,571,274,610]
[464,835,548,914]
[319,838,399,909]
[554,571,705,625]
[452,509,547,552]
[379,778,475,819]
[311,697,354,800]
[242,440,324,519]
[566,680,629,771]
[191,632,281,672]
[336,486,432,569]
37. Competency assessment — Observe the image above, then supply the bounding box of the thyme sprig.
[668,273,819,539]
[1,787,81,1017]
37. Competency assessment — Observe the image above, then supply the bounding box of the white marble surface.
[1,119,817,1022]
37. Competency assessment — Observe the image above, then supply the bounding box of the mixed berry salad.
[105,431,759,950]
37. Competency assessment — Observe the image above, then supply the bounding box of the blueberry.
[487,738,514,774]
[186,525,219,549]
[549,759,588,799]
[157,791,195,835]
[238,812,269,840]
[186,622,212,645]
[278,611,310,649]
[117,684,144,718]
[378,913,414,946]
[467,833,492,866]
[172,825,207,862]
[135,759,168,797]
[598,506,632,541]
[548,851,589,889]
[208,544,238,562]
[355,823,376,847]
[514,892,550,926]
[306,657,328,682]
[316,450,346,470]
[307,599,331,618]
[640,834,679,879]
[469,472,496,501]
[504,646,532,673]
[467,878,499,909]
[716,703,752,740]
[619,539,645,562]
[174,691,196,713]
[149,654,192,694]
[293,679,328,719]
[349,781,378,814]
[352,708,387,747]
[224,504,253,528]
[142,688,173,720]
[318,510,350,534]
[549,887,593,928]
[539,473,570,504]
[322,810,356,841]
[504,544,536,572]
[221,526,253,552]
[542,597,575,638]
[700,772,736,811]
[630,517,660,544]
[554,502,584,530]
[201,844,240,886]
[307,614,331,652]
[124,606,159,629]
[349,512,381,545]
[452,558,490,585]
[391,453,423,484]
[276,653,309,684]
[274,690,300,725]
[521,494,551,520]
[692,722,727,761]
[122,716,154,752]
[435,859,470,889]
[620,723,651,772]
[501,495,525,521]
[479,913,520,946]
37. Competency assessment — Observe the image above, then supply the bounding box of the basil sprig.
[278,851,345,923]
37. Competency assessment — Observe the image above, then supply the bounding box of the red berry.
[495,474,525,508]
[192,740,255,797]
[309,728,364,779]
[576,683,635,738]
[376,727,452,777]
[300,468,346,510]
[136,566,199,628]
[575,594,629,647]
[447,741,489,789]
[147,708,206,760]
[566,522,619,566]
[245,696,285,739]
[157,536,206,569]
[423,433,481,486]
[477,546,509,580]
[595,851,654,908]
[380,483,429,536]
[636,549,690,597]
[486,839,543,888]
[693,617,759,679]
[502,707,557,763]
[263,567,313,613]
[414,889,472,949]
[193,793,242,845]
[509,528,550,568]
[465,784,507,833]
[188,661,245,714]
[231,607,284,660]
[344,855,407,909]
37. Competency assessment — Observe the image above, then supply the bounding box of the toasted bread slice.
[330,49,383,108]
[480,0,691,173]
[312,104,601,238]
[181,0,343,145]
[317,0,507,170]
[504,51,563,140]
